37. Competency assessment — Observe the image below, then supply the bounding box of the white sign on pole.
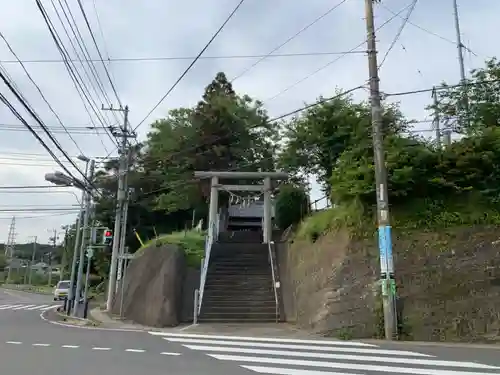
[86,247,94,259]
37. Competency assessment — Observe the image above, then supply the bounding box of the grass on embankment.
[135,230,205,269]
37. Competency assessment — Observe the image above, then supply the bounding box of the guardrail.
[268,240,279,323]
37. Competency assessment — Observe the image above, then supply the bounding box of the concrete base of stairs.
[180,322,319,338]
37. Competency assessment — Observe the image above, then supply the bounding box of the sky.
[0,0,497,245]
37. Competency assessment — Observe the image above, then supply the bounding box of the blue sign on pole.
[378,226,388,274]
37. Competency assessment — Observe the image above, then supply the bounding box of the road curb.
[39,307,143,332]
[362,339,500,350]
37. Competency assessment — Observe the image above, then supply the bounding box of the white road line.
[242,366,364,375]
[160,352,182,356]
[13,304,36,310]
[40,305,60,311]
[92,347,111,351]
[6,341,22,344]
[26,305,46,310]
[0,305,16,310]
[1,304,22,309]
[32,343,51,347]
[210,354,500,375]
[183,345,497,369]
[150,332,376,347]
[125,349,145,353]
[61,345,80,348]
[162,338,432,357]
[34,304,49,310]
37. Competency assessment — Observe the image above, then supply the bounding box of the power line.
[378,1,477,56]
[0,67,97,192]
[49,0,117,152]
[0,185,73,189]
[383,78,500,97]
[378,0,418,68]
[0,32,85,155]
[134,0,246,132]
[0,212,78,220]
[231,0,350,82]
[76,0,123,108]
[0,51,366,64]
[264,1,413,103]
[35,0,117,150]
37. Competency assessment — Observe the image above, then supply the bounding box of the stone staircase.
[199,231,281,322]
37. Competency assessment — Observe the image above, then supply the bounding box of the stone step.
[202,306,277,314]
[203,290,275,297]
[199,312,278,321]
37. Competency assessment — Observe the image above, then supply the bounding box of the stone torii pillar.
[194,171,288,243]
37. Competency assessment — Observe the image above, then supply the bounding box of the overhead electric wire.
[76,0,123,108]
[35,0,117,149]
[52,0,119,124]
[0,51,367,64]
[49,0,117,149]
[51,0,118,151]
[379,1,477,56]
[378,0,418,68]
[264,1,415,103]
[0,185,74,189]
[383,78,500,97]
[0,125,110,135]
[0,69,98,192]
[0,31,85,155]
[134,0,246,132]
[0,212,78,220]
[231,0,350,82]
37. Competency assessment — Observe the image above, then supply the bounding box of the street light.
[45,155,95,316]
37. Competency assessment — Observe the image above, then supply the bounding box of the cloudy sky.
[0,0,497,245]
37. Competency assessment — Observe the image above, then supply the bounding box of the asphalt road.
[1,288,500,375]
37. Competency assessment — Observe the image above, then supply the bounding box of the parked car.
[53,280,70,301]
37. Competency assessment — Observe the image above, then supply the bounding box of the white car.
[53,280,70,301]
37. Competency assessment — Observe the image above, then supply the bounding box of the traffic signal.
[102,229,113,245]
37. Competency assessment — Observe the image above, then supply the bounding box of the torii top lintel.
[194,171,288,180]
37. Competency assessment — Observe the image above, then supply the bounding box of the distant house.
[31,262,49,275]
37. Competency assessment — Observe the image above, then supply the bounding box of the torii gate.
[194,171,289,243]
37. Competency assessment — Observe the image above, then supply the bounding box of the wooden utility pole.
[365,0,397,340]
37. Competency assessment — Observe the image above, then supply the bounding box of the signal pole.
[364,0,397,340]
[73,159,95,316]
[103,105,135,311]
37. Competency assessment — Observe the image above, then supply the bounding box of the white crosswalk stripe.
[0,303,60,311]
[150,332,500,375]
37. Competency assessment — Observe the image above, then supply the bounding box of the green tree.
[432,58,500,135]
[279,91,407,193]
[144,72,279,214]
[275,184,310,230]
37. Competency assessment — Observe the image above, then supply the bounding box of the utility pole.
[28,236,37,285]
[48,229,58,287]
[103,105,135,311]
[67,162,89,312]
[73,159,95,316]
[364,0,397,340]
[432,87,441,149]
[5,216,16,283]
[60,226,69,281]
[452,0,469,131]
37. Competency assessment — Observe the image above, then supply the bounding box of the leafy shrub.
[275,184,310,230]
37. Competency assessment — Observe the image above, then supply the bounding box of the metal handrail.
[268,240,279,323]
[197,213,218,315]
